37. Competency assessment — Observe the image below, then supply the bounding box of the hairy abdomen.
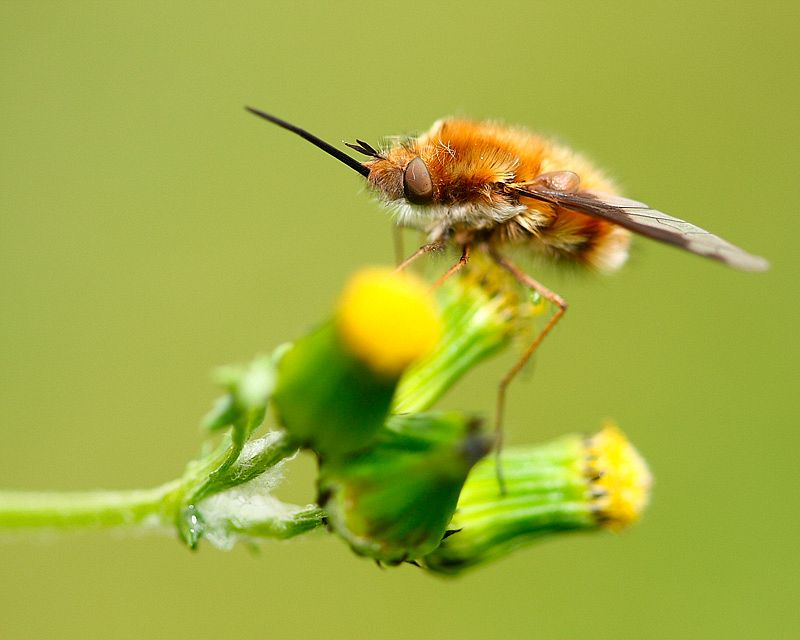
[496,204,631,273]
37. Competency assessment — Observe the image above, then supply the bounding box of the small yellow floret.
[336,268,442,378]
[587,421,652,530]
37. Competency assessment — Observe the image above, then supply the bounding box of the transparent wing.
[509,186,769,272]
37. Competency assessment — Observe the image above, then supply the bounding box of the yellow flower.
[423,423,652,575]
[336,268,441,378]
[586,421,653,529]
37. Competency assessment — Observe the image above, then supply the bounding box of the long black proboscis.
[245,106,370,178]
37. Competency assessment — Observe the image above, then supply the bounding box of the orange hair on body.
[366,119,631,272]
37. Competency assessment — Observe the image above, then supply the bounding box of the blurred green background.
[1,1,797,638]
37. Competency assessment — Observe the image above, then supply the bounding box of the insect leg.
[433,243,471,288]
[395,240,445,272]
[489,249,569,492]
[392,226,405,266]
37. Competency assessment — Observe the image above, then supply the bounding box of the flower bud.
[319,412,491,565]
[272,268,441,458]
[422,422,652,575]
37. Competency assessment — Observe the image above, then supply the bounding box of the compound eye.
[403,156,434,204]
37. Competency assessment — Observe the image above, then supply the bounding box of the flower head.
[336,268,441,378]
[422,423,652,575]
[272,268,441,458]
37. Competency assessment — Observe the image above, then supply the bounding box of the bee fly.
[246,106,768,466]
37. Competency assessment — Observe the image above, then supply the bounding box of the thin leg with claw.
[490,249,568,492]
[394,240,445,273]
[433,243,471,288]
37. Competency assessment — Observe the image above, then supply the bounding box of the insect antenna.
[245,106,370,178]
[345,139,382,158]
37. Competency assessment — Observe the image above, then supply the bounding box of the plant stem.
[0,430,314,542]
[0,482,181,530]
[222,504,325,540]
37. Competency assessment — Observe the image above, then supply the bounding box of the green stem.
[188,428,295,505]
[0,430,312,543]
[0,482,180,530]
[221,504,325,540]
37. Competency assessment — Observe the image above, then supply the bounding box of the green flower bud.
[422,423,652,575]
[272,268,441,458]
[319,412,491,565]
